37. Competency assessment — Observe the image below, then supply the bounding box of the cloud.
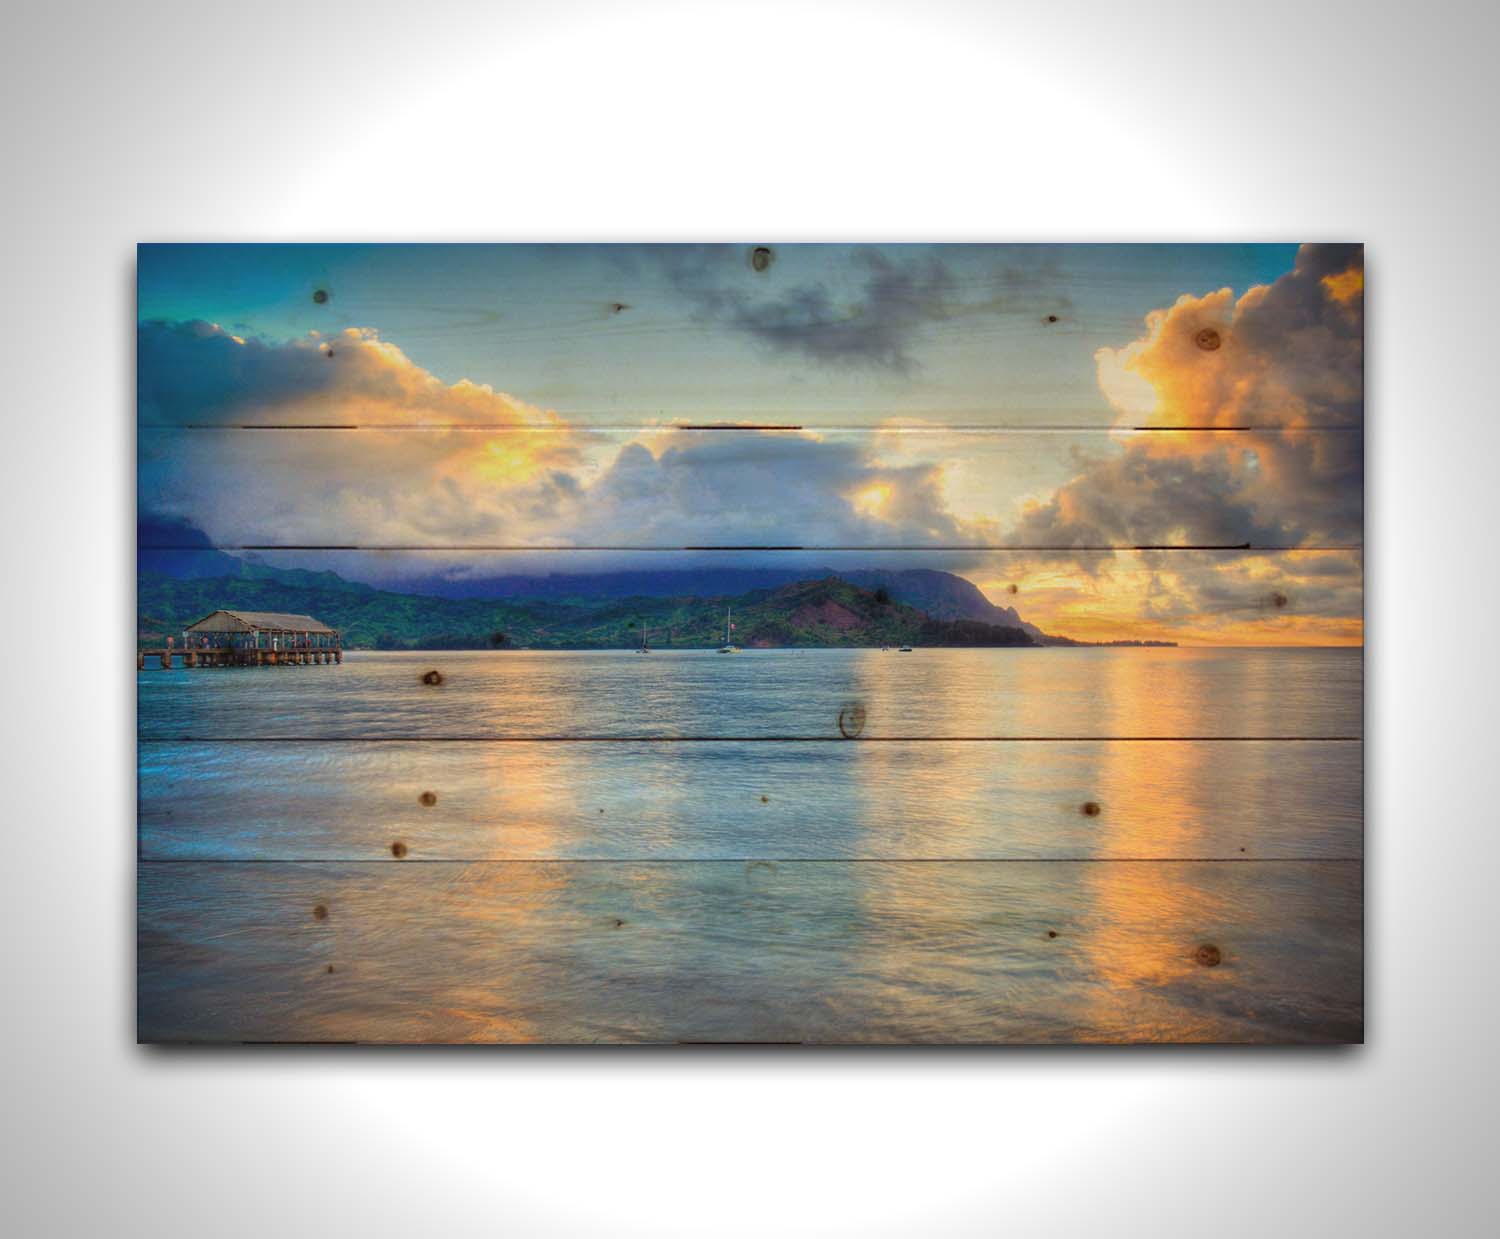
[998,243,1363,640]
[1013,244,1363,550]
[566,430,990,547]
[663,246,1064,372]
[1096,244,1364,431]
[138,320,597,547]
[137,320,991,552]
[138,318,563,428]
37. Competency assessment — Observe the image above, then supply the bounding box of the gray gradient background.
[1,2,1492,1235]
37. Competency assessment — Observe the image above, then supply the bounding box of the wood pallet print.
[136,243,1364,1044]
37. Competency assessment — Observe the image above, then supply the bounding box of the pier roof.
[185,609,337,634]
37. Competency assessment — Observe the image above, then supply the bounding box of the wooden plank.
[138,547,1363,652]
[137,426,1362,550]
[138,644,1362,740]
[137,859,1363,1043]
[138,739,1361,862]
[137,243,1354,429]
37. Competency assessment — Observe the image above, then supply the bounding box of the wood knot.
[1194,943,1223,967]
[390,840,408,858]
[421,669,444,685]
[312,288,329,304]
[1194,327,1222,351]
[750,246,774,272]
[760,794,769,803]
[312,904,328,921]
[837,702,867,739]
[1045,930,1058,939]
[1043,314,1059,324]
[418,790,438,808]
[1080,801,1102,817]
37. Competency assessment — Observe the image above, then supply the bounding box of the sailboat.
[717,606,740,654]
[637,622,651,653]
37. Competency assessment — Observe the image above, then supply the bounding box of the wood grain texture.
[139,739,1361,861]
[137,859,1363,1043]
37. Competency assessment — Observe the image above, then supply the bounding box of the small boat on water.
[717,607,740,654]
[637,623,651,653]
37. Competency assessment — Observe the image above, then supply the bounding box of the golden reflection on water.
[1090,649,1209,853]
[298,863,564,1042]
[838,647,1249,1041]
[468,742,571,855]
[361,724,718,1038]
[1075,863,1239,1041]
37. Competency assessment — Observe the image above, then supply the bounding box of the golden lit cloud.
[1003,244,1362,643]
[1322,266,1364,305]
[1094,345,1159,422]
[970,549,1362,646]
[851,482,893,518]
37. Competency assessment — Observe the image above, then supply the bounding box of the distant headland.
[137,554,1177,652]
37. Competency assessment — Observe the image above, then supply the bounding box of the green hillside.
[138,573,1037,650]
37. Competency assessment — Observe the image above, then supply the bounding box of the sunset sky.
[138,243,1363,645]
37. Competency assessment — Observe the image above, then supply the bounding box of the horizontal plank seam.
[146,1040,1348,1047]
[143,1039,1353,1047]
[136,857,1364,865]
[142,424,1366,434]
[141,729,1374,738]
[140,543,1364,552]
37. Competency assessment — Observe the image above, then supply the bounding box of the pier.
[139,609,342,669]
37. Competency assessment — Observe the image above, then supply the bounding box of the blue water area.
[137,647,1362,1043]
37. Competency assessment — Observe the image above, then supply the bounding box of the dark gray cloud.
[138,320,343,424]
[663,246,1064,372]
[695,250,955,371]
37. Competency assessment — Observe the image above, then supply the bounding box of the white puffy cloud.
[138,321,990,551]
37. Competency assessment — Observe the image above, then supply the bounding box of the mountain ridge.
[136,528,1177,648]
[140,525,1042,636]
[138,565,1176,650]
[137,570,1041,650]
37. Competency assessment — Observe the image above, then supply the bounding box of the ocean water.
[138,646,1362,739]
[138,647,1363,1043]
